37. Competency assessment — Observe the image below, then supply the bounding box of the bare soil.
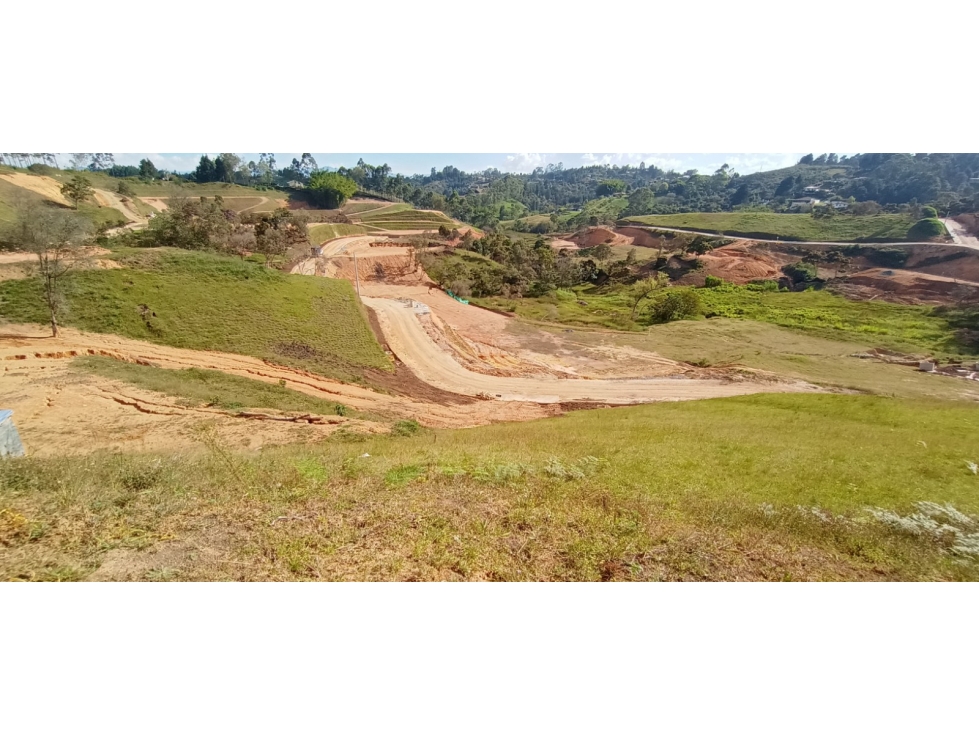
[0,172,71,206]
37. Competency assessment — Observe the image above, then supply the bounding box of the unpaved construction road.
[626,223,977,251]
[363,296,817,403]
[944,218,979,251]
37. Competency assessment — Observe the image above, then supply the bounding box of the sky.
[49,153,825,177]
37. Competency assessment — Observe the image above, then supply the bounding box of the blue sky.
[54,152,824,177]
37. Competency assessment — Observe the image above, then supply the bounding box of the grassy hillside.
[0,176,127,230]
[355,207,456,230]
[474,284,977,357]
[0,249,390,381]
[622,212,915,242]
[309,224,377,244]
[4,393,979,581]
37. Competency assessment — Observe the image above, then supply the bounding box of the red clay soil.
[568,227,633,248]
[614,227,675,249]
[841,268,979,304]
[674,242,786,285]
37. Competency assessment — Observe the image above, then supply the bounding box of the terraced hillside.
[621,212,919,242]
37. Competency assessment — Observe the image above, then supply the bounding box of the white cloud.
[504,153,547,172]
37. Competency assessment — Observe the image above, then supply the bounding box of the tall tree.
[217,153,242,183]
[88,154,115,171]
[60,175,94,209]
[194,155,216,183]
[308,171,358,208]
[628,273,669,320]
[2,199,92,336]
[69,154,91,170]
[213,156,230,183]
[138,158,159,180]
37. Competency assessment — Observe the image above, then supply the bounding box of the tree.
[591,242,613,264]
[289,153,318,181]
[730,183,749,206]
[308,171,358,208]
[194,155,216,183]
[217,154,241,183]
[799,154,815,165]
[69,154,91,170]
[627,273,669,319]
[921,205,938,218]
[774,176,795,197]
[252,209,309,266]
[253,225,289,267]
[596,179,626,197]
[213,156,230,183]
[2,199,92,336]
[60,175,93,209]
[117,180,135,198]
[138,158,159,180]
[88,154,115,171]
[652,290,702,322]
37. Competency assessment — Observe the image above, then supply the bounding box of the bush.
[783,261,818,283]
[747,280,779,292]
[392,419,421,437]
[907,217,946,241]
[704,275,725,288]
[652,290,702,322]
[921,206,938,218]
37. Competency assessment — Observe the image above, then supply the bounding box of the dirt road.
[944,218,979,251]
[363,296,817,403]
[93,188,149,231]
[0,325,558,438]
[625,223,972,250]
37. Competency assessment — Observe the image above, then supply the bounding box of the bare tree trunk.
[50,314,59,337]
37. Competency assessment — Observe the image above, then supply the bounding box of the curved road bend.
[363,296,816,404]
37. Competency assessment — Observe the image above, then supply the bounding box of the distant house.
[803,185,822,194]
[789,197,820,212]
[830,201,848,210]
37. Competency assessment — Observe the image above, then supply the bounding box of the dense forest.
[6,153,979,231]
[339,154,979,229]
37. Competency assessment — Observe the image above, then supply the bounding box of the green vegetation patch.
[623,212,914,242]
[73,355,352,415]
[309,224,374,244]
[0,249,390,381]
[4,393,979,580]
[475,283,975,355]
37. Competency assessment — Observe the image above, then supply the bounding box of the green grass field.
[343,201,414,220]
[352,203,415,221]
[73,355,352,415]
[360,221,446,231]
[474,284,977,357]
[622,212,917,242]
[0,249,391,381]
[4,393,979,580]
[310,223,376,244]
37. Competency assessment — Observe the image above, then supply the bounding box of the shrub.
[652,290,702,322]
[392,419,421,437]
[921,206,938,219]
[907,217,946,241]
[782,261,818,283]
[704,275,725,288]
[747,279,779,291]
